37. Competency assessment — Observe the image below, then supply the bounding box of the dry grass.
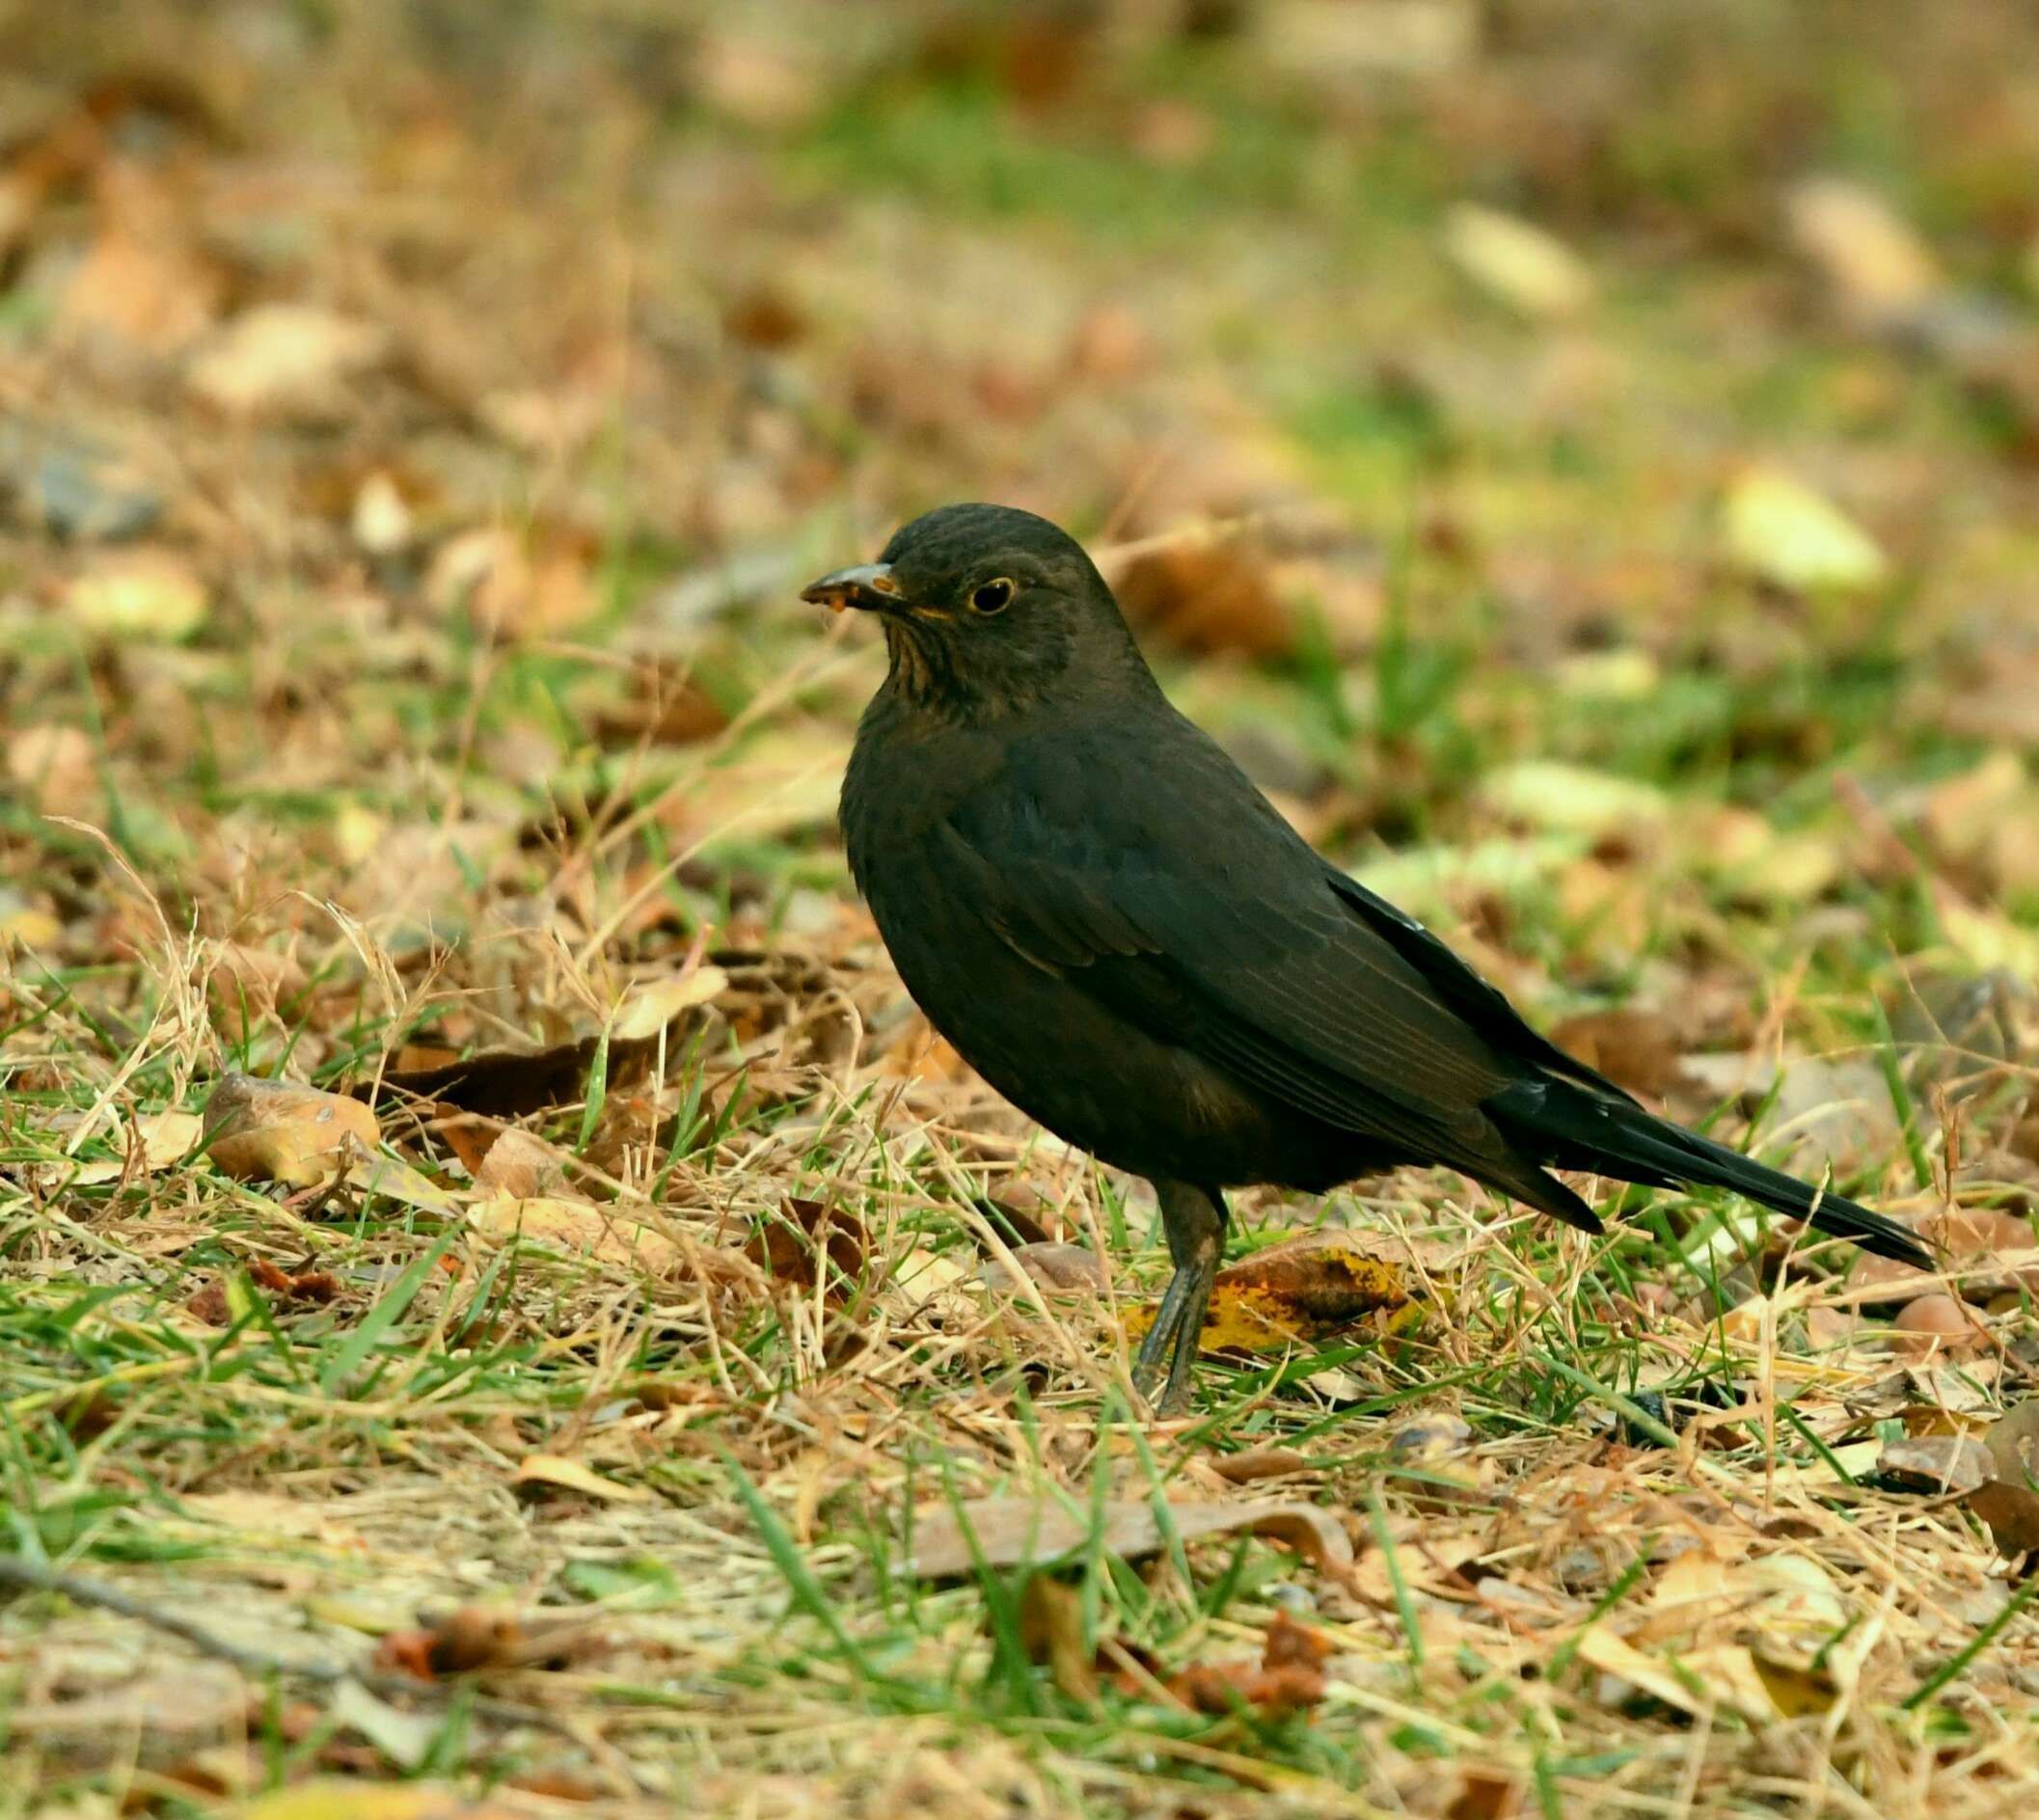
[7,3,2039,1815]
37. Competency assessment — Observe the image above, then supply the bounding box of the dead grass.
[7,3,2039,1815]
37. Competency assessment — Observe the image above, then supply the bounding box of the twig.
[0,1552,343,1683]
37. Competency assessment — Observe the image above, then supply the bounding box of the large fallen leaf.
[203,1074,381,1186]
[1971,1399,2039,1556]
[1123,1236,1410,1356]
[1723,466,1889,594]
[746,1196,868,1297]
[1443,203,1593,319]
[908,1492,1354,1588]
[1572,1625,1777,1725]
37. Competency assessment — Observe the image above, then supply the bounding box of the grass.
[4,2,2039,1815]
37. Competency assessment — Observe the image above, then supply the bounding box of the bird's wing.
[936,727,1560,1167]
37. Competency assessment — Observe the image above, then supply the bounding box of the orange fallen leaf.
[202,1074,381,1186]
[1123,1236,1411,1356]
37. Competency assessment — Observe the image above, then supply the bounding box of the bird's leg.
[1130,1181,1226,1415]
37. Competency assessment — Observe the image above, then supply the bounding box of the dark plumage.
[807,503,1933,1411]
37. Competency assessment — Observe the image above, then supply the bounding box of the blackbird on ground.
[806,503,1933,1412]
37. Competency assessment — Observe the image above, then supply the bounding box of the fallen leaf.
[1787,177,1944,326]
[908,1492,1355,1589]
[1212,1447,1311,1485]
[983,1241,1106,1294]
[203,1074,381,1187]
[72,1109,203,1183]
[1479,760,1670,838]
[186,304,388,419]
[1123,1236,1409,1356]
[1972,1400,2039,1556]
[472,1127,570,1199]
[66,549,208,640]
[1111,536,1291,660]
[1879,1434,1992,1494]
[612,964,728,1041]
[514,1453,650,1504]
[1442,203,1593,319]
[1547,1008,1688,1100]
[370,1605,587,1680]
[1723,466,1889,594]
[747,1196,868,1297]
[235,1779,534,1820]
[1019,1574,1099,1702]
[1165,1609,1330,1715]
[7,722,96,815]
[470,1195,683,1272]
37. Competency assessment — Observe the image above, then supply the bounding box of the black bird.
[807,503,1933,1411]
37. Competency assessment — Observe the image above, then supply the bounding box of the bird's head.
[802,503,1151,717]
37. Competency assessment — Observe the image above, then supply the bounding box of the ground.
[6,3,2039,1816]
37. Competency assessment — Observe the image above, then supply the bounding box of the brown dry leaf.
[984,1241,1105,1294]
[1547,1008,1688,1100]
[207,941,309,1043]
[1123,1236,1409,1356]
[513,1453,651,1504]
[469,1194,682,1272]
[72,1109,204,1183]
[1880,1434,1992,1494]
[1571,1625,1777,1725]
[66,548,208,640]
[1019,1575,1100,1702]
[1972,1400,2039,1556]
[203,1074,381,1186]
[747,1196,868,1297]
[1165,1609,1331,1716]
[370,1605,589,1681]
[8,722,97,815]
[908,1492,1354,1589]
[186,304,389,419]
[1212,1447,1311,1486]
[377,1039,599,1118]
[1111,536,1292,660]
[472,1127,569,1199]
[424,525,598,638]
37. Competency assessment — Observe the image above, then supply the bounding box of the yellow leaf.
[67,550,208,640]
[514,1453,650,1503]
[235,1779,530,1820]
[73,1110,204,1184]
[1723,466,1889,593]
[203,1074,381,1187]
[612,964,729,1041]
[1124,1236,1410,1356]
[470,1193,682,1271]
[1443,204,1593,319]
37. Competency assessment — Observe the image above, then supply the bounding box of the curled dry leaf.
[747,1196,868,1297]
[984,1241,1106,1294]
[513,1453,651,1504]
[371,1604,595,1681]
[1971,1399,2039,1557]
[1123,1236,1410,1357]
[203,1073,381,1186]
[1879,1434,1992,1495]
[908,1492,1355,1591]
[1167,1609,1332,1716]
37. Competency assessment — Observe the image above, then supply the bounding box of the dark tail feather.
[1486,1081,1933,1268]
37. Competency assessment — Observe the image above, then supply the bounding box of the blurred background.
[6,0,2039,1085]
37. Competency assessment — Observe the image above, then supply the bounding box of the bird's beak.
[801,561,905,614]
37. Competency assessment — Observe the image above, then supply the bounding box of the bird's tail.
[1485,1079,1932,1267]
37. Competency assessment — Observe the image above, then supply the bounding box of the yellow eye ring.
[970,578,1014,614]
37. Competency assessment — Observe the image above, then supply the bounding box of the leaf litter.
[4,4,2039,1817]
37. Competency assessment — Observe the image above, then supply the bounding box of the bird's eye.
[970,578,1014,614]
